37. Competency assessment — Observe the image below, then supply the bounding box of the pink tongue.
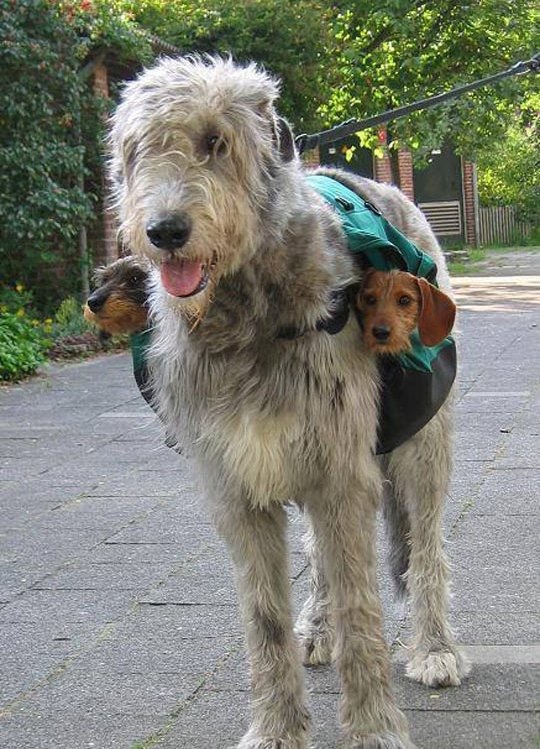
[160,260,204,297]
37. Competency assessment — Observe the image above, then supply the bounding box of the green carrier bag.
[307,174,456,453]
[130,328,153,407]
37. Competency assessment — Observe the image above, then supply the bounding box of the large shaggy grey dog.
[110,56,469,749]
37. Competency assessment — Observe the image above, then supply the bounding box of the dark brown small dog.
[357,268,456,355]
[84,256,150,335]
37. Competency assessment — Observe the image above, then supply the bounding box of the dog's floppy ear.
[273,116,296,162]
[415,277,456,346]
[361,267,378,286]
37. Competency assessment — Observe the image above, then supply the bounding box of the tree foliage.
[0,0,92,311]
[319,0,539,160]
[119,0,538,158]
[118,0,331,132]
[0,0,149,313]
[476,92,539,222]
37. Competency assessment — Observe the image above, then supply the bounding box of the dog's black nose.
[87,292,105,313]
[146,215,192,250]
[372,325,391,341]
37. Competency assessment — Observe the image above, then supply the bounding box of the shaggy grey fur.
[110,55,469,749]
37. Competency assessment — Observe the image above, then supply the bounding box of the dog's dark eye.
[128,275,140,286]
[206,134,226,156]
[363,294,377,306]
[398,295,411,306]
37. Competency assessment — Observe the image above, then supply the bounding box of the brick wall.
[397,149,414,202]
[92,62,118,264]
[462,160,478,247]
[373,127,393,183]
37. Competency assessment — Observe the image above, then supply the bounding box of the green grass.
[448,244,540,275]
[447,249,485,275]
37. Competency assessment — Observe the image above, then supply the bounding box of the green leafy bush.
[0,0,151,315]
[476,92,539,227]
[0,311,46,381]
[0,0,94,312]
[50,296,89,339]
[0,282,36,316]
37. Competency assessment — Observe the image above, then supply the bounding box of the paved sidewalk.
[0,270,538,749]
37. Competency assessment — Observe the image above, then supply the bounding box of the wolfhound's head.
[109,56,297,322]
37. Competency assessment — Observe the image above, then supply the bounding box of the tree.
[476,91,539,224]
[0,0,151,313]
[113,0,332,132]
[0,0,92,312]
[319,0,539,160]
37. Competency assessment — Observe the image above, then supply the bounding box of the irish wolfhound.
[110,56,469,749]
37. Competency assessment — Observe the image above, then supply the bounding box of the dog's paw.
[406,648,471,688]
[295,625,333,666]
[347,732,416,749]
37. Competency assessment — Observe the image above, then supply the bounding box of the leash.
[296,54,540,154]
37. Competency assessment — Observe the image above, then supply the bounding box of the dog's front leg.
[214,498,310,749]
[309,477,414,749]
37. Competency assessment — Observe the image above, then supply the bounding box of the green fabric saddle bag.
[130,328,153,406]
[307,174,456,453]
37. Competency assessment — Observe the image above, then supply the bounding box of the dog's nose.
[146,215,192,250]
[372,325,391,341]
[87,292,105,313]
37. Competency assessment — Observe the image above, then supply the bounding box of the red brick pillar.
[373,127,393,184]
[397,149,415,202]
[462,160,479,247]
[93,61,118,264]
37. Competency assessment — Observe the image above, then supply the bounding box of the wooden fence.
[478,205,531,246]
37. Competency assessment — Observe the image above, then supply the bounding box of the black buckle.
[364,201,382,216]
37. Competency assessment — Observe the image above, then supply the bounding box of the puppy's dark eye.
[206,134,226,155]
[398,295,411,306]
[363,294,377,306]
[128,275,140,286]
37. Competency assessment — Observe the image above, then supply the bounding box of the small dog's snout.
[146,215,192,250]
[87,292,105,313]
[372,325,391,341]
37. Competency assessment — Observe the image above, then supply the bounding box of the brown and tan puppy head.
[84,256,151,335]
[357,269,456,355]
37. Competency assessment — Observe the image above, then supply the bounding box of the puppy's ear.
[361,267,378,286]
[273,116,296,162]
[416,277,456,346]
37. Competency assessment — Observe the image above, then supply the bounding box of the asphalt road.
[1,264,538,749]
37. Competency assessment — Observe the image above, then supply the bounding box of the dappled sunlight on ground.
[453,276,540,313]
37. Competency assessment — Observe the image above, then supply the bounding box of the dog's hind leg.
[381,481,411,601]
[295,512,334,666]
[213,499,310,749]
[384,406,470,688]
[309,476,413,749]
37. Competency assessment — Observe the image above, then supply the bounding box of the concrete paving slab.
[0,588,135,626]
[31,560,176,592]
[441,611,540,646]
[0,709,163,749]
[406,709,539,749]
[451,515,537,612]
[469,467,539,516]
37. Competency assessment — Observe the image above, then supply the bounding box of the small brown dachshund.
[357,268,456,355]
[84,256,150,336]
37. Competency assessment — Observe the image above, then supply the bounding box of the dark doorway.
[320,137,374,178]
